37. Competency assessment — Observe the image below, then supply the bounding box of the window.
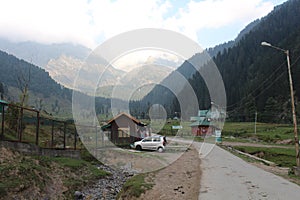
[143,138,152,142]
[118,128,130,138]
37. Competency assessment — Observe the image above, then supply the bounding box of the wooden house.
[101,113,148,144]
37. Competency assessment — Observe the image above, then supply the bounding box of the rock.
[80,164,134,200]
[74,191,84,200]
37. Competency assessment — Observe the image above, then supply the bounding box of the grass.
[0,155,50,196]
[234,146,296,168]
[217,122,300,185]
[155,120,194,136]
[52,157,87,168]
[222,122,295,144]
[118,173,154,199]
[222,144,300,185]
[0,148,110,198]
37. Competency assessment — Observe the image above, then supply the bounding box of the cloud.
[163,0,274,42]
[0,0,281,48]
[0,0,95,46]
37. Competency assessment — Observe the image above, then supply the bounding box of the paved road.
[193,142,300,200]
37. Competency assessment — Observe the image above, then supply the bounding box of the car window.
[153,138,161,142]
[143,138,152,142]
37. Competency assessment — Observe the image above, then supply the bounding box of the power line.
[226,52,300,111]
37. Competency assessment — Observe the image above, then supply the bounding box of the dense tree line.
[131,0,300,123]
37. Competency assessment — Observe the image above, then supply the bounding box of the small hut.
[101,113,147,144]
[190,110,215,136]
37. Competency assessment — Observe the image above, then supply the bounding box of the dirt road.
[194,143,300,200]
[139,147,201,200]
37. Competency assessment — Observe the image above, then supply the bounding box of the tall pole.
[261,42,299,167]
[1,105,5,139]
[286,50,300,167]
[254,111,257,135]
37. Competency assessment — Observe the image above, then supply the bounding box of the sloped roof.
[0,99,8,105]
[106,112,146,126]
[198,110,210,117]
[101,123,111,130]
[190,118,211,127]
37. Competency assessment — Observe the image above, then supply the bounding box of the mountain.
[0,50,112,118]
[214,0,300,122]
[0,38,91,67]
[132,0,300,123]
[96,64,173,100]
[45,55,125,92]
[0,50,73,116]
[206,19,260,57]
[0,38,183,99]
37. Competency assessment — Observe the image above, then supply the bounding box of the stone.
[74,191,84,200]
[80,164,134,199]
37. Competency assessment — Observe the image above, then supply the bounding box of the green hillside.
[132,0,300,123]
[0,50,112,118]
[0,50,73,116]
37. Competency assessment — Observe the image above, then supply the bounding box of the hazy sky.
[0,0,288,49]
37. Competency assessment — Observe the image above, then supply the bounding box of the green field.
[234,146,296,168]
[222,122,295,144]
[220,122,299,172]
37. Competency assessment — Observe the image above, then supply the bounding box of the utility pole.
[261,42,300,167]
[255,111,257,135]
[286,50,300,167]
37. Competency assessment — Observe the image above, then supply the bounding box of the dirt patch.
[121,147,201,200]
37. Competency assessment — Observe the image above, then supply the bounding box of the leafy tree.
[261,97,281,123]
[0,82,4,99]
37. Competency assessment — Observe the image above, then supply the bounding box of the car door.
[141,137,152,150]
[152,137,161,150]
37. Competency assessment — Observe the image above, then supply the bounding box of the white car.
[133,136,166,152]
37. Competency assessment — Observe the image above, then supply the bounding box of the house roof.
[190,118,212,127]
[101,112,147,131]
[198,110,210,117]
[106,112,144,125]
[0,99,8,105]
[101,123,111,130]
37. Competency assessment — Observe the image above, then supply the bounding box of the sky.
[0,0,288,49]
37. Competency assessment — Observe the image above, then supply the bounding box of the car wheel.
[136,145,142,151]
[157,147,163,153]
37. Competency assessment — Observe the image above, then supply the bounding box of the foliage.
[118,174,153,198]
[0,49,114,117]
[131,0,300,124]
[0,82,4,99]
[222,122,294,143]
[5,104,19,132]
[0,149,109,199]
[234,146,296,168]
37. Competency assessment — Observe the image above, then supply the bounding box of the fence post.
[102,128,104,147]
[36,111,40,145]
[74,125,77,150]
[63,122,66,149]
[95,126,98,149]
[1,105,4,139]
[19,108,23,142]
[51,120,54,148]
